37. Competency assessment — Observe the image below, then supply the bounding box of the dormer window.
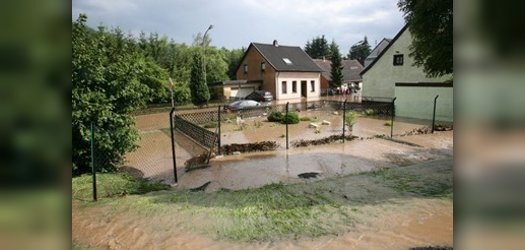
[243,64,248,74]
[282,58,293,65]
[261,62,266,72]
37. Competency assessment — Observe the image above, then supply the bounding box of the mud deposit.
[220,141,278,155]
[292,134,358,147]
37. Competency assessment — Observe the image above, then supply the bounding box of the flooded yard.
[75,111,455,250]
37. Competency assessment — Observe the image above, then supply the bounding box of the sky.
[72,0,406,54]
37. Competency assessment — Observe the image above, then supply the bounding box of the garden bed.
[292,134,359,147]
[220,141,278,155]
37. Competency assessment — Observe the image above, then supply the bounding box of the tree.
[72,14,148,175]
[328,40,340,60]
[398,0,452,77]
[348,36,371,65]
[329,42,343,89]
[189,52,210,106]
[305,35,329,59]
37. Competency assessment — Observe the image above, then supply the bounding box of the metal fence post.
[217,106,221,155]
[90,121,97,201]
[169,108,178,183]
[432,95,439,133]
[286,102,289,150]
[390,97,397,138]
[342,99,347,143]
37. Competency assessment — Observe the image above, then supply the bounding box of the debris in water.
[409,246,452,250]
[232,151,241,155]
[190,181,211,192]
[220,141,277,155]
[321,120,331,125]
[298,172,321,179]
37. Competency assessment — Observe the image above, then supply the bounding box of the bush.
[300,116,311,121]
[267,111,284,122]
[203,122,218,128]
[384,121,392,126]
[344,111,358,127]
[281,112,300,124]
[364,109,375,116]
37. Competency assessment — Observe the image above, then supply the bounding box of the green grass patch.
[72,173,170,200]
[369,163,453,198]
[151,183,352,241]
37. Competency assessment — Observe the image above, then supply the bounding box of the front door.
[301,81,307,98]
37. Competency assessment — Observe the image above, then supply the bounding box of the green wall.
[395,86,453,122]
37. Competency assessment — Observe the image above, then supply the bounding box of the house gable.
[361,24,451,102]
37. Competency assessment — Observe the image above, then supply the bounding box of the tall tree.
[72,14,148,175]
[305,35,329,59]
[328,39,340,60]
[189,52,210,106]
[329,42,344,89]
[398,0,452,77]
[348,36,371,65]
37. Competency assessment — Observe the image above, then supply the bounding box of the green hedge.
[281,112,300,124]
[267,111,284,122]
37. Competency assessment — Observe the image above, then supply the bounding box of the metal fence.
[174,115,219,150]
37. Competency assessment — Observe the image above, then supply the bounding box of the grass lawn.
[73,159,452,242]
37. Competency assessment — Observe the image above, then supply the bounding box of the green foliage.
[203,122,218,128]
[299,116,311,121]
[281,112,300,124]
[267,111,284,122]
[384,121,392,127]
[72,173,170,200]
[364,109,375,116]
[73,14,148,174]
[398,0,453,77]
[304,35,329,59]
[344,111,358,127]
[225,48,245,79]
[190,52,210,106]
[348,36,371,65]
[330,41,344,89]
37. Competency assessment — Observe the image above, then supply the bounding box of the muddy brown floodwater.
[81,113,454,249]
[178,131,452,191]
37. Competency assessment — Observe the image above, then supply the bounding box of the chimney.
[273,40,279,47]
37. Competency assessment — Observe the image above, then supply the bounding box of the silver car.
[225,100,261,112]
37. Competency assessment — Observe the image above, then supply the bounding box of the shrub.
[384,121,392,126]
[344,111,358,127]
[267,111,284,122]
[300,116,311,121]
[281,112,300,124]
[364,109,375,116]
[203,122,218,128]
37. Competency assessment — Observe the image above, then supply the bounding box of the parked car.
[224,100,261,112]
[245,90,273,102]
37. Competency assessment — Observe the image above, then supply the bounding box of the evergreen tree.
[348,36,371,65]
[304,35,330,59]
[398,0,452,77]
[328,39,340,60]
[329,42,343,89]
[189,52,210,106]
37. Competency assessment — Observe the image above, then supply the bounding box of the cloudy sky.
[72,0,406,54]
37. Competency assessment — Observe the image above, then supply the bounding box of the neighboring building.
[360,25,453,122]
[364,38,391,67]
[313,59,364,97]
[209,80,261,102]
[235,40,323,101]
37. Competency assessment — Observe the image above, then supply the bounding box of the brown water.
[178,131,452,191]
